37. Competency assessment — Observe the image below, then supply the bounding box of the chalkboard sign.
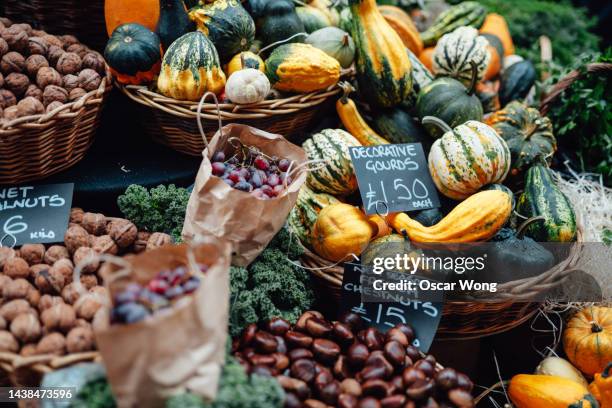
[349,144,440,215]
[0,184,74,247]
[340,263,442,352]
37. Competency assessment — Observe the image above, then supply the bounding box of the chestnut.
[364,351,393,377]
[421,397,441,408]
[267,317,291,336]
[405,378,434,400]
[277,375,311,400]
[358,397,381,408]
[347,343,369,369]
[306,317,333,338]
[389,375,403,393]
[339,312,364,333]
[272,352,289,371]
[314,370,334,388]
[251,364,274,377]
[448,388,474,408]
[380,394,406,408]
[289,348,313,361]
[314,362,332,377]
[303,400,326,408]
[249,353,275,367]
[402,366,426,387]
[385,328,409,347]
[338,393,359,408]
[240,323,257,347]
[393,323,415,343]
[456,372,474,392]
[414,359,435,378]
[284,392,303,408]
[295,311,323,332]
[312,338,340,364]
[291,358,316,383]
[332,321,355,346]
[339,378,362,397]
[333,355,353,380]
[383,341,406,368]
[362,379,390,399]
[357,364,388,382]
[435,367,458,391]
[363,328,384,351]
[285,330,313,349]
[405,345,421,363]
[317,380,340,405]
[275,335,287,354]
[253,330,278,354]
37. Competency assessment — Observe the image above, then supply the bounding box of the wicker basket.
[0,72,112,185]
[118,83,342,156]
[301,226,584,339]
[2,0,107,51]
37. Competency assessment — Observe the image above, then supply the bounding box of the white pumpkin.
[433,26,490,85]
[426,117,511,200]
[225,68,270,104]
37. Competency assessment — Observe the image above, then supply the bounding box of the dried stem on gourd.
[467,61,478,96]
[516,216,546,239]
[421,116,453,134]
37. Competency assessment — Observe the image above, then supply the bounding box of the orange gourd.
[379,6,423,55]
[589,363,612,408]
[564,306,612,376]
[104,0,160,37]
[419,47,435,73]
[367,214,392,239]
[483,44,501,80]
[480,13,514,56]
[509,374,599,408]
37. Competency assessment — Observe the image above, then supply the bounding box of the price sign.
[0,184,74,247]
[349,144,440,215]
[340,263,442,352]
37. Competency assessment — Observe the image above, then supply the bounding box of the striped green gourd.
[407,48,433,94]
[433,26,490,86]
[288,185,341,247]
[302,128,361,195]
[517,161,577,242]
[297,6,332,33]
[421,1,487,47]
[482,183,515,210]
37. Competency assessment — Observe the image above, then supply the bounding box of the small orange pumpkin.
[564,306,612,376]
[483,44,501,80]
[418,47,435,73]
[480,13,515,56]
[104,0,160,37]
[312,204,375,262]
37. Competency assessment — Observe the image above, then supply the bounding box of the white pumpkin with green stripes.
[433,26,490,86]
[425,117,510,200]
[302,128,361,195]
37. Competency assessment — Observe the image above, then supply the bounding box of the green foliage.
[229,226,313,337]
[603,229,612,246]
[544,49,612,184]
[117,184,191,242]
[71,379,116,408]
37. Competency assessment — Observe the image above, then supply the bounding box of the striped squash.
[288,185,341,247]
[421,1,487,47]
[482,183,515,210]
[408,48,433,95]
[297,5,332,33]
[378,6,423,55]
[426,117,511,200]
[303,129,361,195]
[433,26,490,86]
[517,161,577,242]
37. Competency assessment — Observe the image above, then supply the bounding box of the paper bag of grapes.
[182,123,307,266]
[92,238,231,408]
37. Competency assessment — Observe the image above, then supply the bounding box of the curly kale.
[71,379,116,408]
[117,184,190,242]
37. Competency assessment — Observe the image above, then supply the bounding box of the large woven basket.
[301,226,584,339]
[2,0,107,51]
[0,72,112,185]
[119,83,342,156]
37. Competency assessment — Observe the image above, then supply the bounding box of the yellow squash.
[336,84,390,146]
[509,374,599,408]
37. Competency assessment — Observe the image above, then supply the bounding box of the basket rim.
[0,350,100,378]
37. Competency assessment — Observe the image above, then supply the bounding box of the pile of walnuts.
[0,16,107,124]
[0,208,173,358]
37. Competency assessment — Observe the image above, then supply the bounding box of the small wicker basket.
[118,83,342,157]
[0,72,112,185]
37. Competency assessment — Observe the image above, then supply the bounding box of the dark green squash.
[412,208,444,227]
[416,63,483,138]
[420,1,487,46]
[486,101,557,178]
[259,0,305,48]
[361,234,418,273]
[372,107,430,149]
[244,0,269,21]
[189,0,256,63]
[517,159,577,242]
[104,23,162,85]
[157,0,194,51]
[499,60,536,106]
[482,183,515,210]
[297,6,331,33]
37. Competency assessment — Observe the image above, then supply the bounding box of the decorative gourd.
[349,0,412,108]
[302,129,361,195]
[265,43,340,93]
[416,63,483,139]
[297,6,332,33]
[516,159,577,242]
[339,7,352,33]
[336,84,390,146]
[475,80,501,113]
[486,101,557,178]
[361,234,418,271]
[433,26,490,86]
[480,13,514,56]
[386,190,512,243]
[367,214,392,240]
[288,185,341,248]
[407,49,433,95]
[305,27,355,69]
[499,60,536,106]
[104,0,160,36]
[425,117,511,200]
[420,1,487,47]
[482,183,514,209]
[379,7,423,55]
[244,0,268,21]
[372,108,430,147]
[564,306,612,376]
[509,374,598,408]
[309,0,340,26]
[226,51,265,77]
[157,31,226,100]
[418,47,435,72]
[412,208,444,227]
[157,0,194,51]
[225,67,270,104]
[105,24,162,85]
[189,0,256,63]
[589,363,612,408]
[482,33,503,80]
[259,0,305,47]
[312,204,375,262]
[535,357,589,388]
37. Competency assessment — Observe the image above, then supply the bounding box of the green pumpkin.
[499,60,536,106]
[189,0,256,63]
[297,6,332,33]
[361,234,418,272]
[259,0,305,48]
[305,27,355,69]
[412,208,444,227]
[517,160,577,242]
[486,101,557,178]
[482,183,515,210]
[372,107,430,149]
[421,1,487,46]
[288,185,341,248]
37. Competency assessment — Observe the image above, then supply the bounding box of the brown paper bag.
[93,238,231,408]
[182,123,307,266]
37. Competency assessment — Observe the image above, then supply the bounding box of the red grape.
[268,173,280,187]
[212,151,225,162]
[211,162,225,176]
[254,156,270,170]
[228,171,242,183]
[278,159,291,172]
[273,185,285,195]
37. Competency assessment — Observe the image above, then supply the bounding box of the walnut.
[0,89,16,108]
[10,313,41,343]
[0,316,5,331]
[0,247,16,269]
[80,274,98,290]
[0,106,3,119]
[69,87,86,101]
[0,299,32,321]
[41,303,75,332]
[77,68,101,92]
[56,52,81,75]
[25,54,48,78]
[147,232,174,251]
[61,283,80,304]
[66,43,89,58]
[42,245,68,265]
[66,326,95,353]
[51,259,74,283]
[0,51,24,74]
[60,35,79,50]
[133,231,151,253]
[90,286,108,298]
[81,212,106,235]
[46,44,64,66]
[81,52,106,76]
[0,38,9,58]
[74,293,103,321]
[20,343,37,356]
[108,219,138,248]
[2,278,33,300]
[36,66,62,88]
[32,29,46,36]
[92,235,118,255]
[16,96,44,117]
[36,332,66,355]
[38,295,64,312]
[27,36,48,55]
[0,330,19,353]
[13,23,32,36]
[5,72,29,98]
[69,207,84,224]
[46,100,63,113]
[0,275,11,293]
[75,318,90,329]
[19,243,46,265]
[3,105,18,121]
[0,72,3,87]
[3,257,29,279]
[92,308,108,332]
[2,25,28,53]
[27,289,41,308]
[73,247,99,274]
[64,225,89,254]
[24,84,43,101]
[34,264,66,293]
[41,34,63,48]
[29,263,50,280]
[43,84,68,106]
[62,73,79,92]
[0,17,12,27]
